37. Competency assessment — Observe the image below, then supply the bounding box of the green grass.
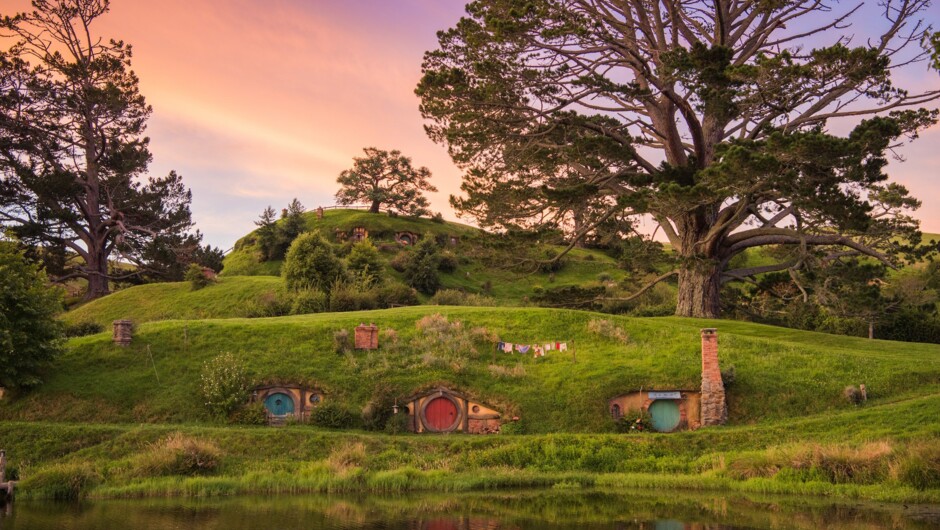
[62,276,286,328]
[24,308,940,427]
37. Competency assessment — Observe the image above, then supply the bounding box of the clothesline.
[496,340,570,358]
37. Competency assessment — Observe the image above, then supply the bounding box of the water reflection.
[1,489,938,529]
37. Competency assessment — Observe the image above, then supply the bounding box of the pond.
[1,489,939,529]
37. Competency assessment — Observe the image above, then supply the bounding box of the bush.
[390,251,410,273]
[430,288,466,305]
[843,385,864,405]
[333,329,351,354]
[384,412,411,434]
[538,248,565,273]
[0,240,64,388]
[438,251,458,273]
[587,318,630,344]
[185,263,213,290]
[361,385,400,432]
[64,321,104,338]
[282,231,346,292]
[132,432,221,477]
[310,401,358,429]
[347,240,385,286]
[404,238,441,295]
[377,282,419,307]
[614,409,652,433]
[329,281,380,312]
[232,400,269,425]
[289,289,328,315]
[242,291,292,318]
[200,352,251,419]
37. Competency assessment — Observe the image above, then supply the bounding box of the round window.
[309,394,321,404]
[471,405,480,413]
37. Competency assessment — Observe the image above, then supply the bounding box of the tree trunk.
[369,200,381,213]
[84,248,110,301]
[675,260,721,318]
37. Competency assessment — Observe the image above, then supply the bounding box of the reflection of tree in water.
[7,490,939,529]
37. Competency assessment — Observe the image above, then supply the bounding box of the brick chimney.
[354,323,379,350]
[700,328,727,426]
[113,319,133,347]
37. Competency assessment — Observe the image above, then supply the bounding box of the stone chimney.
[700,328,727,426]
[354,323,379,350]
[113,320,133,347]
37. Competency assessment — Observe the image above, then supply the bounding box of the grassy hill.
[2,307,940,501]
[13,308,940,428]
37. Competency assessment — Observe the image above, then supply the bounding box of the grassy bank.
[2,415,939,503]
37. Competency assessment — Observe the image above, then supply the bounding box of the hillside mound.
[13,308,940,432]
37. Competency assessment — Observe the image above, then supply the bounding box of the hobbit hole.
[404,387,502,434]
[253,385,323,423]
[607,328,726,432]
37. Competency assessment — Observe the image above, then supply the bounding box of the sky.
[3,0,940,249]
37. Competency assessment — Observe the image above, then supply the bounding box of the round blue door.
[648,400,681,432]
[264,392,294,416]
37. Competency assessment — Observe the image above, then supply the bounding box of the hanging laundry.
[558,342,568,352]
[544,343,553,351]
[496,341,505,352]
[534,345,544,358]
[516,344,531,354]
[502,342,513,353]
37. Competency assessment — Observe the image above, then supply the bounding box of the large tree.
[0,0,197,300]
[336,147,438,215]
[417,0,940,317]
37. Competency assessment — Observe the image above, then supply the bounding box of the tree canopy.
[417,0,940,317]
[0,0,203,299]
[336,147,437,216]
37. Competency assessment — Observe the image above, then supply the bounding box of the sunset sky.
[4,0,939,249]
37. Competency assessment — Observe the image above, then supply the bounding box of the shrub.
[614,409,652,433]
[282,231,346,292]
[289,289,328,315]
[390,251,410,272]
[429,288,466,305]
[596,272,612,282]
[347,239,385,286]
[587,319,630,344]
[384,412,411,434]
[843,385,863,405]
[0,240,64,388]
[721,366,736,388]
[132,432,221,477]
[438,251,458,273]
[538,248,565,273]
[404,238,441,295]
[200,352,251,419]
[232,400,269,425]
[64,321,103,338]
[377,282,420,307]
[431,212,445,223]
[333,329,351,354]
[361,385,400,431]
[329,281,379,312]
[242,290,292,318]
[185,263,213,290]
[311,401,358,429]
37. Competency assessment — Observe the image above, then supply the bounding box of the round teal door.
[648,400,681,432]
[264,392,295,416]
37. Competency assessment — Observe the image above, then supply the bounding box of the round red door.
[424,396,458,431]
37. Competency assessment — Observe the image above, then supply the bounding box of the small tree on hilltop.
[336,148,437,215]
[0,239,64,389]
[282,231,346,292]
